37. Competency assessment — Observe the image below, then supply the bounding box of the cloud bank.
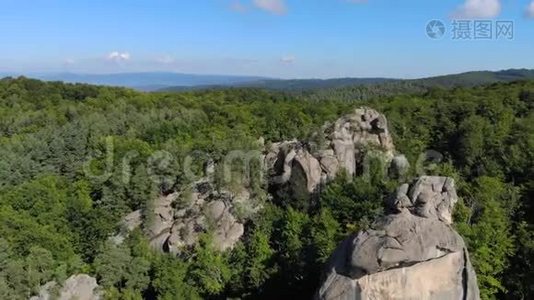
[452,0,501,18]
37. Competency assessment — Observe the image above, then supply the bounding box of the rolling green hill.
[413,69,534,87]
[159,68,534,92]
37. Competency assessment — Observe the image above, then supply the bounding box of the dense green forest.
[0,77,533,299]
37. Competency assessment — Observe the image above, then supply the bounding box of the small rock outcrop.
[110,209,143,245]
[389,154,410,178]
[142,179,254,253]
[30,274,101,300]
[316,176,480,300]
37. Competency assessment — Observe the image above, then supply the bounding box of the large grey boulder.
[317,149,339,181]
[207,200,245,251]
[266,140,300,186]
[59,275,101,300]
[146,193,177,250]
[328,107,394,176]
[293,149,323,193]
[390,154,410,178]
[317,176,480,300]
[30,274,101,300]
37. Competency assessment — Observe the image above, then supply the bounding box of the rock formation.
[30,274,101,300]
[266,107,403,196]
[316,176,480,300]
[106,106,481,298]
[122,179,251,253]
[118,107,409,254]
[162,183,247,253]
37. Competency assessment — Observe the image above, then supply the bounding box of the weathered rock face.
[267,107,399,196]
[143,180,251,253]
[30,274,101,300]
[316,176,480,300]
[328,107,394,176]
[146,192,179,251]
[206,200,245,251]
[386,176,459,227]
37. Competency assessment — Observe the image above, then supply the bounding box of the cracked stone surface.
[316,176,480,300]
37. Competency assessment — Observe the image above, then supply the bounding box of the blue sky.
[0,0,533,78]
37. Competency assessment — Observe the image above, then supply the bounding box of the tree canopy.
[0,76,533,299]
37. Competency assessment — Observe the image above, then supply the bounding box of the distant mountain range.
[1,69,534,91]
[411,69,534,88]
[160,69,534,91]
[0,72,268,91]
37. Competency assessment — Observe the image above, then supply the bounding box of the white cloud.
[452,0,501,18]
[156,55,175,64]
[230,0,247,13]
[280,55,296,64]
[253,0,287,15]
[526,1,534,18]
[64,58,75,65]
[107,51,131,62]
